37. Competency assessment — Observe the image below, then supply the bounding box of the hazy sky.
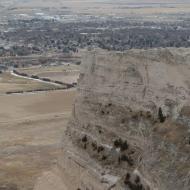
[6,0,190,2]
[107,0,190,3]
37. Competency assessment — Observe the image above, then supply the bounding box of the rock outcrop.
[60,48,190,190]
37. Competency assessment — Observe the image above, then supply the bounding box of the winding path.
[10,70,63,87]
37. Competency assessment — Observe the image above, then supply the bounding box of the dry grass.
[0,72,56,94]
[0,90,76,189]
[18,64,80,84]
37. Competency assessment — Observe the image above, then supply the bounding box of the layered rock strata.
[60,48,190,190]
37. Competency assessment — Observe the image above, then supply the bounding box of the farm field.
[0,63,80,94]
[18,64,80,84]
[0,72,57,94]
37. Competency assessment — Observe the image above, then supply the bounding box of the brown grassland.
[0,89,76,189]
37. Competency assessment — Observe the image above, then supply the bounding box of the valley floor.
[0,90,76,190]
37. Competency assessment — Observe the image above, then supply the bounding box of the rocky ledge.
[60,48,190,190]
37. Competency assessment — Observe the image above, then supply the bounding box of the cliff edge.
[60,48,190,190]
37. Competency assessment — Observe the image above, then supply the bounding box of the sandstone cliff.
[60,48,190,190]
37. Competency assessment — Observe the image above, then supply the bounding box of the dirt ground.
[0,90,76,190]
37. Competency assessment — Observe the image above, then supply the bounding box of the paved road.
[11,70,62,87]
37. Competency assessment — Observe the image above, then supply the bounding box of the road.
[10,70,63,87]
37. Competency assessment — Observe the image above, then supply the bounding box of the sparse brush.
[102,155,107,160]
[158,107,166,123]
[114,138,123,148]
[97,146,104,153]
[82,135,88,143]
[120,140,129,151]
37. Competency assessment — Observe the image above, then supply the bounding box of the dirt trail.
[11,70,62,87]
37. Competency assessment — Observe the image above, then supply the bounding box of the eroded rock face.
[61,48,190,190]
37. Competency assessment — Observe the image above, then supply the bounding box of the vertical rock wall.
[61,48,190,190]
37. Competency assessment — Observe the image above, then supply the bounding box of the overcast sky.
[107,0,190,3]
[8,0,190,2]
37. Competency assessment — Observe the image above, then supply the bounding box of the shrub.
[101,110,105,115]
[158,107,166,123]
[41,78,50,81]
[91,142,97,150]
[81,135,87,143]
[102,155,107,160]
[114,138,128,151]
[114,138,122,148]
[120,154,134,166]
[124,173,131,185]
[120,140,128,151]
[31,75,39,79]
[120,154,128,161]
[97,146,104,153]
[135,176,140,184]
[121,118,125,124]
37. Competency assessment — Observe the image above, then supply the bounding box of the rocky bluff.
[61,48,190,190]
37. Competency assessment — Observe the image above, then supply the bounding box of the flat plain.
[1,0,190,20]
[18,64,80,84]
[0,89,76,190]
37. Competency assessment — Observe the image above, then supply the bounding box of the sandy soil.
[34,168,67,190]
[0,90,76,190]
